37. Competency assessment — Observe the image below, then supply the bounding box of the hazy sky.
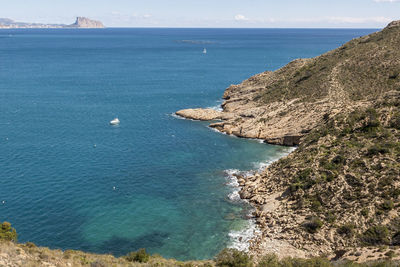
[1,0,399,28]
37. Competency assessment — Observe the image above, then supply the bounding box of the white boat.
[110,118,120,125]
[203,48,207,54]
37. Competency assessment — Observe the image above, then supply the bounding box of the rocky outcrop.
[69,17,104,28]
[176,108,227,120]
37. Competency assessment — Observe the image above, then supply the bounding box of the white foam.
[228,218,261,252]
[223,147,297,251]
[252,161,270,171]
[207,126,239,138]
[248,138,266,144]
[223,169,261,251]
[170,113,187,120]
[206,100,223,112]
[170,113,203,122]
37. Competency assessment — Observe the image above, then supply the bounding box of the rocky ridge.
[176,20,400,262]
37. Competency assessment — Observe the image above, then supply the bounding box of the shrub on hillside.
[0,221,18,242]
[258,254,279,267]
[380,200,394,211]
[215,248,252,267]
[303,217,323,234]
[366,145,390,156]
[390,113,400,129]
[360,225,390,245]
[392,232,400,246]
[258,254,332,267]
[337,224,355,237]
[124,248,150,263]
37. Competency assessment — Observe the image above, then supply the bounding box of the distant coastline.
[0,17,104,29]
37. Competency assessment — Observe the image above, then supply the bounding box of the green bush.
[0,222,18,242]
[360,225,390,245]
[215,248,252,267]
[337,224,355,237]
[125,248,150,263]
[366,145,389,156]
[258,254,279,267]
[361,108,381,132]
[290,168,316,192]
[310,199,322,212]
[384,250,396,259]
[331,155,346,165]
[320,171,338,182]
[392,232,400,246]
[259,256,332,267]
[360,208,369,217]
[390,113,400,129]
[380,200,394,211]
[303,217,323,234]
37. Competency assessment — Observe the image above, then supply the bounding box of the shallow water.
[0,28,375,260]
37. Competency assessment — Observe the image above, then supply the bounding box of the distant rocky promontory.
[0,17,105,29]
[70,17,104,28]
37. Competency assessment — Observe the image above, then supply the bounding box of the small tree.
[0,221,18,242]
[125,248,150,263]
[215,248,252,267]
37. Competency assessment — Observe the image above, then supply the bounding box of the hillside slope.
[177,20,400,146]
[177,21,400,261]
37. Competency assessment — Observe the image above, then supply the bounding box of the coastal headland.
[177,20,400,262]
[0,17,104,29]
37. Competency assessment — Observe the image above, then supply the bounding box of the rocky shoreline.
[175,109,308,258]
[176,20,400,263]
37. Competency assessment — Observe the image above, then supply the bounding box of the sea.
[0,28,376,260]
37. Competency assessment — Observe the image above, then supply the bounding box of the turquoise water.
[0,28,375,260]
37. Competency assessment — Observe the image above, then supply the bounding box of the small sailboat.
[203,48,207,54]
[110,118,120,125]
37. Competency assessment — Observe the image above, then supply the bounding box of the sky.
[0,0,399,28]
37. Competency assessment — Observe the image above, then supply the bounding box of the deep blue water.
[0,28,375,260]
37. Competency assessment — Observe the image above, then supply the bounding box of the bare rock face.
[70,17,104,28]
[385,20,400,29]
[175,108,234,121]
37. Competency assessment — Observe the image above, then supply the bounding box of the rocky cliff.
[69,17,104,28]
[177,20,400,262]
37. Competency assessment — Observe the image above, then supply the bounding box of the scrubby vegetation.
[273,96,400,247]
[0,221,17,242]
[235,22,400,257]
[255,22,400,106]
[125,248,151,263]
[1,239,400,267]
[215,248,253,267]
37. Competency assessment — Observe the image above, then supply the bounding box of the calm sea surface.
[0,28,375,260]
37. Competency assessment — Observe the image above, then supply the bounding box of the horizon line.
[0,26,382,30]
